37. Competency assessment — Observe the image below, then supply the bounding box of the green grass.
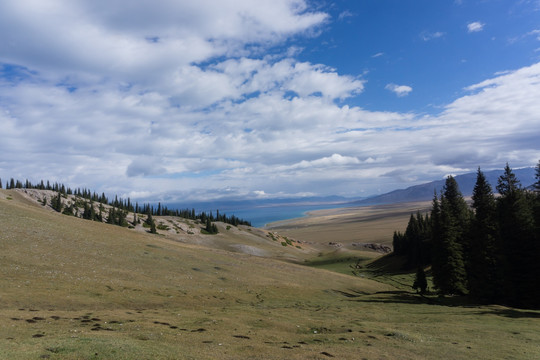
[304,251,379,276]
[1,189,540,359]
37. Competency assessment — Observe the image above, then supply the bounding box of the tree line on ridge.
[0,178,251,232]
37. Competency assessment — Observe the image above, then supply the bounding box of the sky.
[1,0,539,203]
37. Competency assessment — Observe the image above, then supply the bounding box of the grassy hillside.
[1,189,539,359]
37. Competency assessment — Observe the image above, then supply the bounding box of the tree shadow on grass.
[333,289,540,318]
[472,308,540,319]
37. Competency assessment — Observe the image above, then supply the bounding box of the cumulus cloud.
[467,21,485,33]
[0,1,539,201]
[385,83,413,97]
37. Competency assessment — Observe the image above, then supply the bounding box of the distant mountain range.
[353,167,536,205]
[164,167,536,212]
[166,195,352,213]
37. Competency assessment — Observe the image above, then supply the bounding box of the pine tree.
[431,177,469,295]
[534,160,540,192]
[468,168,503,302]
[146,212,157,234]
[107,207,116,224]
[51,192,63,213]
[205,218,218,234]
[392,231,406,255]
[0,178,2,189]
[150,219,157,234]
[496,164,537,307]
[413,267,428,294]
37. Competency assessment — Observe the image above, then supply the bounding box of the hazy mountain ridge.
[354,167,536,205]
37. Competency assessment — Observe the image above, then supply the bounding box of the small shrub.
[281,242,287,247]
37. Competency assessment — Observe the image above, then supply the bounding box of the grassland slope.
[1,189,539,359]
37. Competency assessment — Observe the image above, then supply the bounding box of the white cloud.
[421,31,445,41]
[385,83,413,97]
[0,0,328,84]
[290,154,361,169]
[338,10,354,21]
[467,21,485,33]
[528,29,540,41]
[1,1,539,202]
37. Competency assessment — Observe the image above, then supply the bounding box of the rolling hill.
[1,188,539,359]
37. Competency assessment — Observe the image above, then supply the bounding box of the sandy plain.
[265,201,432,248]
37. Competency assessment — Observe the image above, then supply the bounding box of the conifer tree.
[107,207,116,224]
[496,164,537,307]
[431,177,469,295]
[468,168,503,302]
[150,218,157,234]
[0,178,2,189]
[146,212,157,234]
[413,267,428,294]
[51,192,63,213]
[534,160,540,192]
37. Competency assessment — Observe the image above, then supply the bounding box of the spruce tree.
[431,177,469,295]
[107,207,116,224]
[469,168,503,302]
[146,212,157,234]
[413,267,428,294]
[534,160,540,192]
[150,219,157,234]
[50,192,63,213]
[496,164,537,307]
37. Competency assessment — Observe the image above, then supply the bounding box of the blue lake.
[208,203,348,228]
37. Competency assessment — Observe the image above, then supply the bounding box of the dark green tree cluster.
[50,192,64,213]
[393,211,432,268]
[494,164,539,307]
[204,218,219,234]
[107,207,129,227]
[392,162,540,308]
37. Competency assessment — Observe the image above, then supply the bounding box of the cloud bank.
[0,1,539,202]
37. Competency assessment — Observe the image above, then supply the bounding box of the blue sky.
[0,0,539,202]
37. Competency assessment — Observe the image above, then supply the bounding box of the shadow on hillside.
[473,308,540,319]
[335,290,540,316]
[363,254,409,275]
[333,289,433,305]
[354,292,439,306]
